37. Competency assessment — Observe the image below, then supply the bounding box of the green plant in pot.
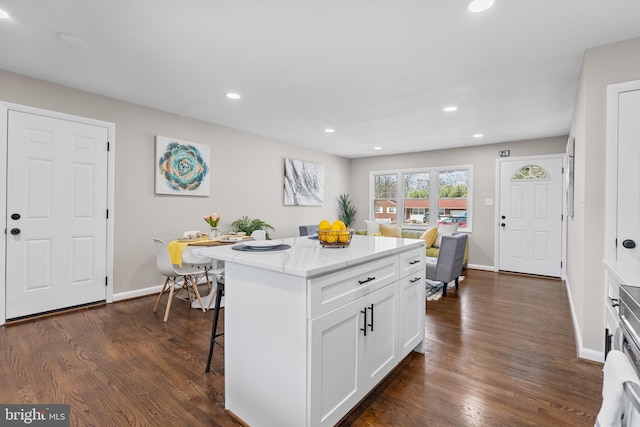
[231,216,275,239]
[337,193,358,230]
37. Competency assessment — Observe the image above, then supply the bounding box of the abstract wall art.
[155,136,210,196]
[283,158,324,206]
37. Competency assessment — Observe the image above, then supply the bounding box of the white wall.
[349,137,567,268]
[0,68,350,296]
[568,36,640,358]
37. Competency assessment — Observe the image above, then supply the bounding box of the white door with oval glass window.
[498,156,563,277]
[5,110,109,319]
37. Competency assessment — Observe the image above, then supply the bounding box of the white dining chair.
[152,239,207,322]
[182,230,214,293]
[251,230,266,240]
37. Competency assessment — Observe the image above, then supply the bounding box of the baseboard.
[564,277,604,363]
[113,275,215,303]
[466,263,494,271]
[113,285,161,302]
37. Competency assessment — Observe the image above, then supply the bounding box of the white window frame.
[369,164,473,232]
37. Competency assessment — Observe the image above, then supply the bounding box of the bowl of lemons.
[317,219,352,248]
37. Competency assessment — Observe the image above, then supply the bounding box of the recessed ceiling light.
[473,133,484,138]
[373,147,382,151]
[443,106,458,112]
[0,9,10,19]
[324,128,335,133]
[225,92,241,99]
[58,32,82,44]
[468,0,494,13]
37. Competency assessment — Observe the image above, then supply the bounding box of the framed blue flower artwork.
[155,135,210,196]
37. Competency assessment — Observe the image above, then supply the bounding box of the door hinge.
[560,261,563,268]
[106,209,109,219]
[615,238,618,247]
[105,276,108,287]
[107,141,110,151]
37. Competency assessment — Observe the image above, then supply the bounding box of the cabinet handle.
[368,304,374,332]
[410,277,421,283]
[358,277,375,285]
[360,308,367,336]
[409,260,420,265]
[609,297,619,308]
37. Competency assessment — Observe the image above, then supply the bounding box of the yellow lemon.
[325,233,338,243]
[319,219,332,230]
[332,220,347,230]
[338,231,350,243]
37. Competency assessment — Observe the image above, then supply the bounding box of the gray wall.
[568,36,640,357]
[0,68,350,296]
[349,137,567,268]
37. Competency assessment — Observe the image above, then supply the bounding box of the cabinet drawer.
[308,257,399,319]
[398,247,425,277]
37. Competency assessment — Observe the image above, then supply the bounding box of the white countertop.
[604,259,640,287]
[194,235,425,278]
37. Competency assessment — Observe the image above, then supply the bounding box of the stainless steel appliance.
[616,285,640,411]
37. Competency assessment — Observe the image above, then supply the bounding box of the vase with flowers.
[204,213,221,239]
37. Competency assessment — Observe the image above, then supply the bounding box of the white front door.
[5,110,109,319]
[616,88,640,262]
[499,156,563,277]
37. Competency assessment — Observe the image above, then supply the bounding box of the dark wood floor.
[0,270,603,426]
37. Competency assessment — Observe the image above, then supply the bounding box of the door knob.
[10,228,21,236]
[11,213,20,220]
[501,215,506,219]
[623,239,636,249]
[501,223,506,227]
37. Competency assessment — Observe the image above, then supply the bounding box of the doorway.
[0,103,115,324]
[497,155,564,277]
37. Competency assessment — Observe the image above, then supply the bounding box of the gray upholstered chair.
[425,233,468,297]
[299,225,319,236]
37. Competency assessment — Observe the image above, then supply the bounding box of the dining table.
[167,234,253,310]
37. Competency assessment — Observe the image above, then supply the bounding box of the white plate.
[219,237,244,242]
[242,240,281,248]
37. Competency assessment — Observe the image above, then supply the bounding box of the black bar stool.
[205,281,225,372]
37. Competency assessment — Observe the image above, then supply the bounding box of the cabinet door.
[362,283,399,389]
[399,271,425,358]
[310,298,364,427]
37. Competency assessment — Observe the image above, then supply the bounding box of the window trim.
[369,164,473,232]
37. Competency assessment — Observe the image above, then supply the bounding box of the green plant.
[337,193,358,228]
[231,216,275,239]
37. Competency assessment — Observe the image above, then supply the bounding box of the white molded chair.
[251,230,266,240]
[182,230,214,293]
[152,238,207,322]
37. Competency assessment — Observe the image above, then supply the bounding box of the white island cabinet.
[195,235,425,427]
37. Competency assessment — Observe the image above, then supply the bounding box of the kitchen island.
[195,234,425,427]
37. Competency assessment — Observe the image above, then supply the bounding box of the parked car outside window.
[438,217,467,227]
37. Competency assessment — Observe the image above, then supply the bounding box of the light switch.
[485,198,493,206]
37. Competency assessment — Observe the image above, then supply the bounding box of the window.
[404,172,429,225]
[373,174,398,224]
[370,166,472,230]
[437,169,469,228]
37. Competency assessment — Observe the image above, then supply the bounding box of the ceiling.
[1,1,640,159]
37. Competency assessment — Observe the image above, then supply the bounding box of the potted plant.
[231,216,275,239]
[337,193,358,230]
